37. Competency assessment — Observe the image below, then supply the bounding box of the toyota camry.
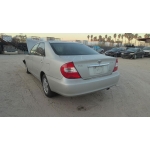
[23,40,120,97]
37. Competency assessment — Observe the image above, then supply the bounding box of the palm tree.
[99,35,102,41]
[114,34,117,42]
[93,36,97,41]
[134,34,138,46]
[125,33,134,44]
[87,35,90,41]
[137,36,142,46]
[124,33,127,44]
[105,35,107,41]
[118,34,121,41]
[121,34,124,45]
[91,35,93,41]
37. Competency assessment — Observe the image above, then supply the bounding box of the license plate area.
[88,65,109,76]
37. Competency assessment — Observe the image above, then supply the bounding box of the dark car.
[88,45,104,54]
[105,47,126,57]
[142,47,150,56]
[121,48,145,59]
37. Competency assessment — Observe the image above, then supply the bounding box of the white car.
[23,40,120,97]
[143,47,150,56]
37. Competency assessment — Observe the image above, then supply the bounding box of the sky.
[5,33,147,41]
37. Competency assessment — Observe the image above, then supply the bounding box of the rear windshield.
[127,48,137,52]
[143,47,150,50]
[50,43,99,55]
[111,48,119,52]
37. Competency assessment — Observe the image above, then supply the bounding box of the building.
[137,38,150,46]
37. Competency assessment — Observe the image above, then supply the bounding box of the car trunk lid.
[59,55,116,79]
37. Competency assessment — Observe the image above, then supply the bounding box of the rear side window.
[36,42,45,56]
[50,43,99,55]
[30,44,39,55]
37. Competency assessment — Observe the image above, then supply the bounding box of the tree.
[114,34,117,42]
[137,36,142,46]
[87,35,90,41]
[93,36,97,41]
[118,34,121,41]
[134,34,138,46]
[125,33,134,44]
[121,34,124,44]
[105,35,107,41]
[144,34,148,38]
[91,35,93,41]
[99,35,102,41]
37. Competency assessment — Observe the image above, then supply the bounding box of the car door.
[140,49,144,56]
[136,49,141,58]
[26,44,39,73]
[32,42,45,80]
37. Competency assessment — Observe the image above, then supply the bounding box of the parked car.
[3,45,18,55]
[142,47,150,56]
[23,41,120,97]
[88,45,104,54]
[105,47,126,57]
[121,48,145,59]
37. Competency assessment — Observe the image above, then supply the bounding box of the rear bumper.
[47,71,120,97]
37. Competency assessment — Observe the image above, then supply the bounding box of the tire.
[134,55,137,59]
[42,74,54,98]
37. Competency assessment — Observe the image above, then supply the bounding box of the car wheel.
[134,55,137,59]
[42,74,54,98]
[25,63,31,74]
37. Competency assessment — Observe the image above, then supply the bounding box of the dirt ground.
[0,55,150,117]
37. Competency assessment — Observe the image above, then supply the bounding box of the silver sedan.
[23,41,120,97]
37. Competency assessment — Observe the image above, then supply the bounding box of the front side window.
[30,44,39,55]
[36,42,45,56]
[50,43,99,55]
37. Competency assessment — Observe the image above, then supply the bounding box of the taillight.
[60,62,81,79]
[113,59,118,72]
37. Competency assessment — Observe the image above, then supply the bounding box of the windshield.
[50,43,99,55]
[127,48,137,52]
[143,47,150,50]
